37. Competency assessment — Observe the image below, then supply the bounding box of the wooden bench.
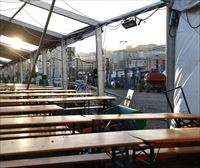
[0,114,49,118]
[65,105,104,114]
[0,153,111,168]
[0,131,74,140]
[0,126,69,134]
[135,146,200,160]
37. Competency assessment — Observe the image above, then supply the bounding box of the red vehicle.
[139,70,166,92]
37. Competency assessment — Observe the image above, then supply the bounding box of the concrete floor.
[105,88,169,129]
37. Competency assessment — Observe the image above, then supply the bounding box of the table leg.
[112,147,117,168]
[72,123,75,134]
[149,146,155,168]
[111,147,131,168]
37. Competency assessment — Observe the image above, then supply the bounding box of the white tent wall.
[172,1,200,115]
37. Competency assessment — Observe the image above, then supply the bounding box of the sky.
[0,0,166,54]
[71,6,166,53]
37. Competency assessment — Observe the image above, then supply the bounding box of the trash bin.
[105,104,146,130]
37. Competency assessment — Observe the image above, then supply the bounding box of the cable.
[0,0,21,3]
[0,7,20,11]
[142,8,159,21]
[21,25,61,42]
[23,8,44,27]
[62,0,89,18]
[134,7,161,26]
[108,21,122,28]
[107,23,122,30]
[7,47,27,60]
[102,26,107,49]
[181,14,200,36]
[22,8,66,36]
[186,11,200,29]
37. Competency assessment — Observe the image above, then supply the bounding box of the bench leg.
[149,146,155,168]
[111,147,131,168]
[72,123,76,134]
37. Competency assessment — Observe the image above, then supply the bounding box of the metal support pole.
[166,7,176,111]
[95,27,104,96]
[13,65,15,83]
[61,39,68,89]
[20,60,23,83]
[49,51,53,85]
[42,49,47,76]
[76,58,78,80]
[9,2,27,21]
[26,0,56,89]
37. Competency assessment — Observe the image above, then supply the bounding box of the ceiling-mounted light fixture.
[122,18,137,29]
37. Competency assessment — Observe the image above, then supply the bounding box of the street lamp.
[120,40,127,51]
[120,40,128,67]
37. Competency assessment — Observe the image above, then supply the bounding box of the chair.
[104,89,146,130]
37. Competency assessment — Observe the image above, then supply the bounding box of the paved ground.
[105,88,168,129]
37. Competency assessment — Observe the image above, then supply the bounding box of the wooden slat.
[0,126,68,134]
[126,127,200,143]
[0,153,110,168]
[0,92,93,99]
[65,106,104,111]
[0,131,76,140]
[0,115,92,128]
[84,113,200,120]
[0,105,63,115]
[136,146,200,160]
[0,89,76,93]
[0,96,116,106]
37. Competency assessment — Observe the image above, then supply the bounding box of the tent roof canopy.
[0,0,166,66]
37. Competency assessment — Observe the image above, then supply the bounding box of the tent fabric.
[173,5,200,115]
[172,0,200,11]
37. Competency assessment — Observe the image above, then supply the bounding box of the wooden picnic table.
[16,87,63,90]
[0,89,76,94]
[0,131,142,158]
[0,96,116,107]
[0,128,199,166]
[0,115,91,128]
[126,127,200,144]
[0,105,64,115]
[0,92,93,99]
[84,113,200,131]
[84,113,200,121]
[0,115,91,135]
[127,127,200,167]
[0,84,63,91]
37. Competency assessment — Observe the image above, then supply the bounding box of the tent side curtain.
[172,0,200,11]
[173,2,200,115]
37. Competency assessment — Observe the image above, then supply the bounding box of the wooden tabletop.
[0,131,142,157]
[126,127,200,143]
[0,92,93,99]
[16,87,63,90]
[0,90,76,94]
[84,113,200,121]
[0,128,199,157]
[0,96,116,106]
[0,115,91,128]
[0,105,64,115]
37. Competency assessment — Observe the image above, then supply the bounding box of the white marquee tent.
[172,0,200,115]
